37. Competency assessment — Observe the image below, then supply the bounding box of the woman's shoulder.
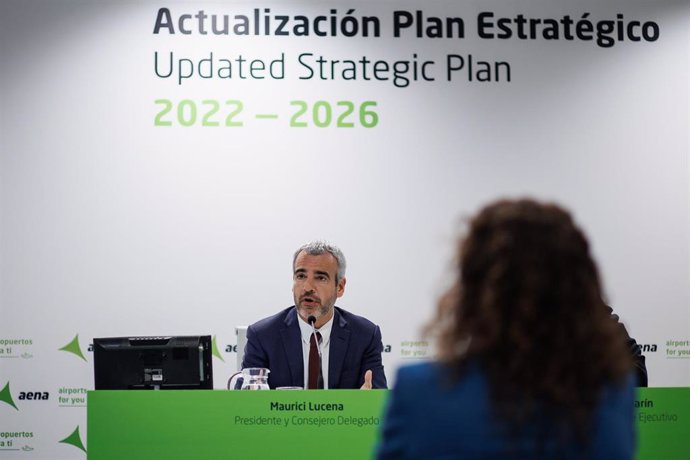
[394,360,485,390]
[396,361,444,384]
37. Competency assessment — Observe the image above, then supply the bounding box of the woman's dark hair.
[428,199,632,444]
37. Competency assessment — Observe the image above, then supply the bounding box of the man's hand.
[360,370,373,390]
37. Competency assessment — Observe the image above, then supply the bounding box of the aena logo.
[0,382,18,410]
[0,382,49,410]
[60,426,87,453]
[18,391,49,401]
[212,335,224,362]
[58,334,87,361]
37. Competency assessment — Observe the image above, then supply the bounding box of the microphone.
[307,315,324,389]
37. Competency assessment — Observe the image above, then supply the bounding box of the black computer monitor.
[93,335,213,390]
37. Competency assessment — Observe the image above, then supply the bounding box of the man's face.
[293,251,346,326]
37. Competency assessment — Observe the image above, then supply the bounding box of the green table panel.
[87,387,690,460]
[88,389,385,459]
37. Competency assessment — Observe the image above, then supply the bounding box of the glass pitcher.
[227,367,270,390]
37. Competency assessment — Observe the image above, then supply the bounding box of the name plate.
[88,390,386,459]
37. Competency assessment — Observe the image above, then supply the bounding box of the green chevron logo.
[59,334,87,361]
[59,426,87,453]
[0,382,19,410]
[212,335,224,362]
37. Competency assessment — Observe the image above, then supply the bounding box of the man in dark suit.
[241,241,387,389]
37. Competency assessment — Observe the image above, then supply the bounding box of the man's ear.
[336,277,346,298]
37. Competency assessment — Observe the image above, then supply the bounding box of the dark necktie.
[308,332,322,389]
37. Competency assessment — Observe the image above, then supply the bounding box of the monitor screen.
[93,335,213,390]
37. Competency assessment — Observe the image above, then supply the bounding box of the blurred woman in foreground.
[377,199,635,459]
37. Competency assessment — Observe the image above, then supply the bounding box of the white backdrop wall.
[1,1,689,458]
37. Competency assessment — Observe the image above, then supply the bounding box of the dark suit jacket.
[242,306,387,389]
[377,362,636,460]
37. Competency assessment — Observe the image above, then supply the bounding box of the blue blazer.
[377,362,635,460]
[242,306,387,389]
